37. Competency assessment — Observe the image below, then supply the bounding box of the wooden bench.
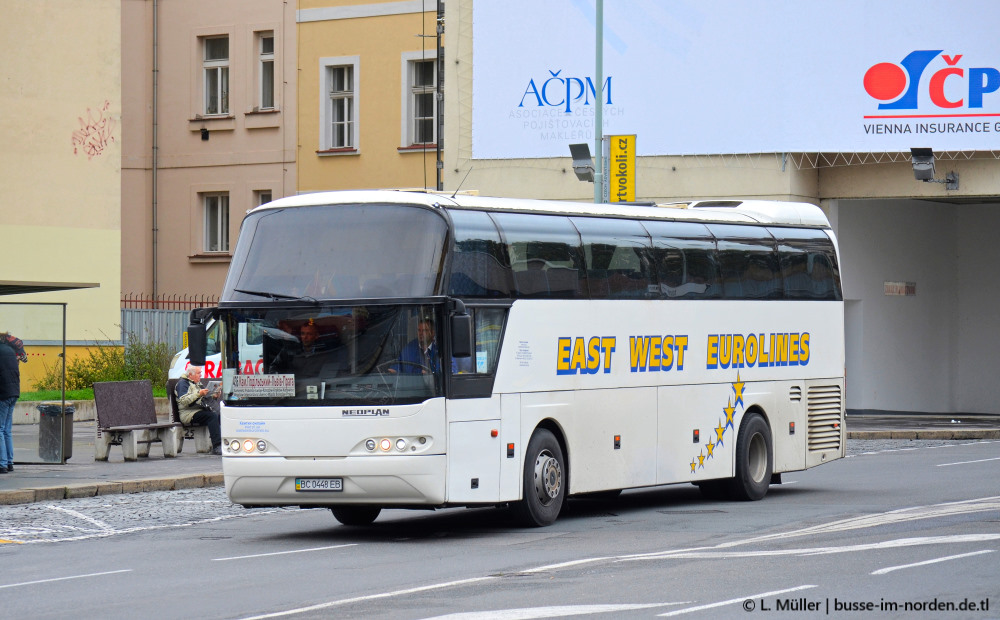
[166,378,215,454]
[93,380,183,461]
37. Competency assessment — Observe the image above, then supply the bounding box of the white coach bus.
[187,190,845,527]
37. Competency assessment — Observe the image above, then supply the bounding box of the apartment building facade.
[121,0,297,300]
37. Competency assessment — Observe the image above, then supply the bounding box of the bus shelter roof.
[0,280,100,296]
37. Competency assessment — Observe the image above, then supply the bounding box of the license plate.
[295,478,343,491]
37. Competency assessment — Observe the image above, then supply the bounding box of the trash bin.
[38,403,75,462]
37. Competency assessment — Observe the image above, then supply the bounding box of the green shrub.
[31,331,173,393]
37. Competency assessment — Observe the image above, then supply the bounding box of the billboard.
[471,0,1000,157]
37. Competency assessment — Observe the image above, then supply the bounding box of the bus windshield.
[222,203,449,301]
[220,304,445,407]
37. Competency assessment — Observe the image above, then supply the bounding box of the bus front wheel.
[730,413,772,501]
[331,507,381,526]
[513,429,566,527]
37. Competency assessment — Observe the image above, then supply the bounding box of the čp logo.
[863,50,1000,110]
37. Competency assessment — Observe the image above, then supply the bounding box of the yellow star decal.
[705,438,715,458]
[697,451,706,468]
[690,458,698,473]
[723,398,736,432]
[732,371,745,408]
[715,420,726,446]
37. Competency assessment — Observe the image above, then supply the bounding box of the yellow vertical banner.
[609,134,636,202]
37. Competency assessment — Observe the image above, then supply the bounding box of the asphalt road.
[2,438,998,619]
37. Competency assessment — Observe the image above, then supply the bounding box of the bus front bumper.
[224,454,447,507]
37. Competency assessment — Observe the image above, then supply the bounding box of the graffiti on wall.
[71,100,116,159]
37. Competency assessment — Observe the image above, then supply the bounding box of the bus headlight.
[395,438,407,451]
[365,439,377,451]
[243,439,256,453]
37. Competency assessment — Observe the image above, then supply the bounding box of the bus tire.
[331,507,381,526]
[513,429,565,527]
[729,413,772,501]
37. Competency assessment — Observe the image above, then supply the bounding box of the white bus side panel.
[492,299,844,489]
[555,387,658,494]
[445,396,503,503]
[447,420,502,503]
[762,381,807,474]
[500,393,522,501]
[657,383,737,484]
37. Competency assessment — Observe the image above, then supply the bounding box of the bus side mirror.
[451,314,473,358]
[187,322,207,366]
[187,307,215,366]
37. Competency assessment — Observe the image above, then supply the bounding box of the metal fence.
[120,294,218,351]
[120,309,189,351]
[121,293,218,310]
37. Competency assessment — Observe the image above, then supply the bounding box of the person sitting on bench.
[174,365,222,455]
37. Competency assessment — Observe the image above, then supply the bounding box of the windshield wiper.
[234,288,318,303]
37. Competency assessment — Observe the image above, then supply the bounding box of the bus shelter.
[1,280,98,464]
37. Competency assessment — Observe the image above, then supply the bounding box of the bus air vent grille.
[789,385,802,402]
[807,384,842,452]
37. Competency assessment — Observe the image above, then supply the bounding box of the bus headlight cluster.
[363,436,428,453]
[225,438,269,454]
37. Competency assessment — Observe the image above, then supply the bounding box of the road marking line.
[713,495,1000,546]
[656,585,816,617]
[871,550,994,575]
[213,543,356,561]
[47,505,115,532]
[0,569,131,590]
[623,534,1000,562]
[521,557,614,574]
[937,456,1000,467]
[240,577,496,619]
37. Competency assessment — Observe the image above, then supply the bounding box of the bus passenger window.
[493,213,587,299]
[448,210,512,298]
[643,220,721,299]
[770,227,843,301]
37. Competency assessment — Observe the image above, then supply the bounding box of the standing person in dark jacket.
[0,331,27,474]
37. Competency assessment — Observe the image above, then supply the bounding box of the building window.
[258,32,275,110]
[328,65,354,148]
[204,194,230,253]
[203,36,229,115]
[408,59,436,145]
[319,57,359,152]
[255,190,272,207]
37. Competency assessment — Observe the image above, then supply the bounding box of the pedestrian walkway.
[1,419,222,505]
[0,412,997,506]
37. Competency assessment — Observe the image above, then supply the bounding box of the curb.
[848,430,1000,440]
[0,473,224,506]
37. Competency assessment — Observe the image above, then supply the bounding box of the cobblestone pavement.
[2,439,995,545]
[0,487,286,544]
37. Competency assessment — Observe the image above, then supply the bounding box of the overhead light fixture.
[910,147,959,190]
[569,143,595,182]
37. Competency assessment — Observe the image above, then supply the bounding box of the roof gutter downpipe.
[152,0,159,298]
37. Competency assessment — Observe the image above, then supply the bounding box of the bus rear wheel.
[729,413,772,501]
[512,428,565,527]
[331,507,381,526]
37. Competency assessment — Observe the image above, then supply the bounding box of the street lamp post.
[593,0,605,203]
